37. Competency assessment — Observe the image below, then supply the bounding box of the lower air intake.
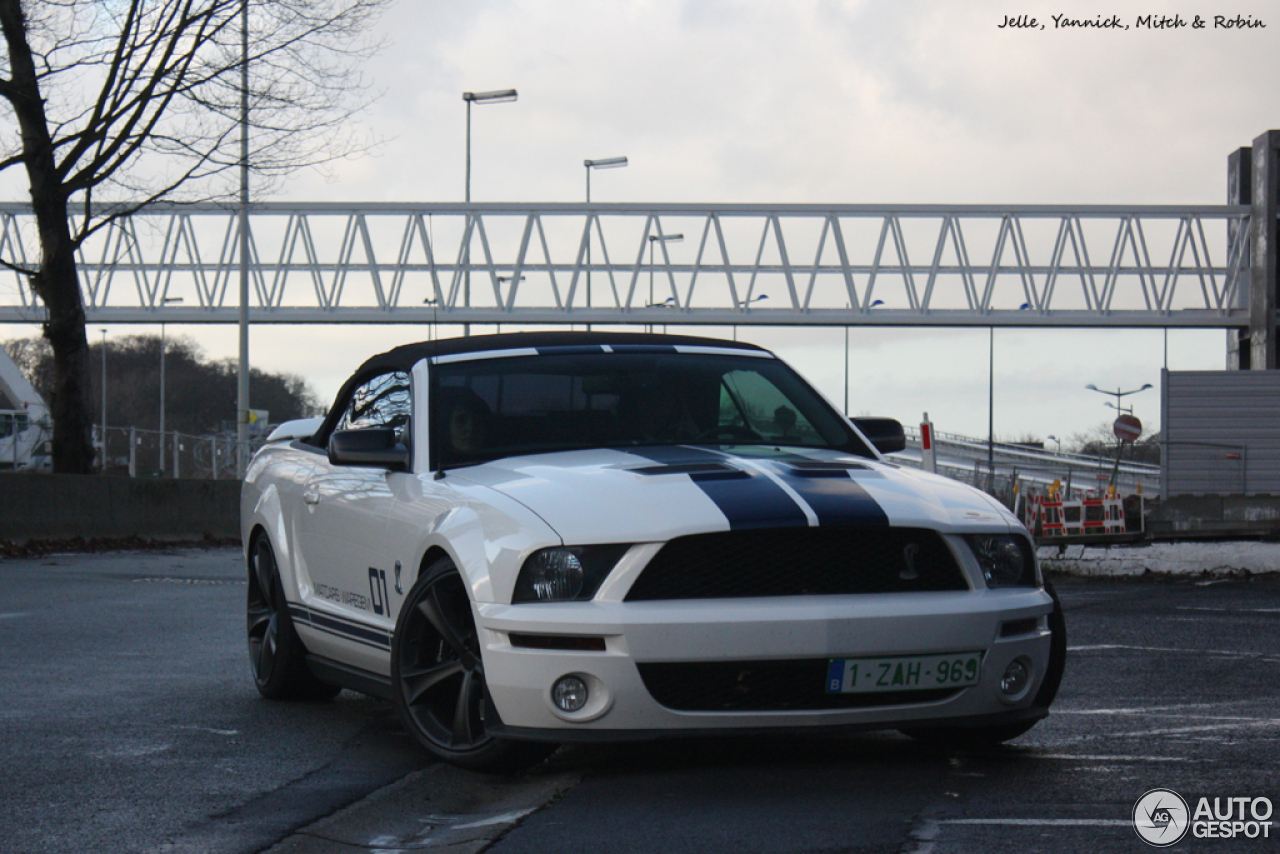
[638,659,962,711]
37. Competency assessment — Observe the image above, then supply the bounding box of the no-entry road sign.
[1113,413,1142,442]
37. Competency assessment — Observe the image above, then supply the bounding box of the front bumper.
[475,588,1054,735]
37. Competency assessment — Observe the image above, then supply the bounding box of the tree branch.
[0,254,38,278]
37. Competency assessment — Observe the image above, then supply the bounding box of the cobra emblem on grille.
[900,543,920,581]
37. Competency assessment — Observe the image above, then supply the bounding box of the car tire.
[391,556,557,772]
[900,579,1067,748]
[246,533,341,701]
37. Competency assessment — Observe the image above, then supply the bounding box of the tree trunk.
[35,236,96,475]
[0,0,96,473]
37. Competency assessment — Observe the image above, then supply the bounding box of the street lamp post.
[584,156,627,321]
[984,306,1031,491]
[1046,434,1070,497]
[988,326,994,489]
[848,300,884,413]
[159,297,183,474]
[495,276,524,333]
[647,233,684,304]
[1085,383,1153,414]
[647,233,683,333]
[732,294,767,341]
[237,0,250,479]
[100,329,107,472]
[463,89,518,336]
[1086,383,1152,490]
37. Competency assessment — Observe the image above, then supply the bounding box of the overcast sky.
[8,0,1280,443]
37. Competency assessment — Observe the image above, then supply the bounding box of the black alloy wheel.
[246,534,339,700]
[392,557,555,772]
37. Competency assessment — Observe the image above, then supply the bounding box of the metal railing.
[0,201,1250,327]
[894,424,1161,499]
[83,425,264,479]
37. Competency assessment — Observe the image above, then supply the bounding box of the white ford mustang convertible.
[241,332,1065,770]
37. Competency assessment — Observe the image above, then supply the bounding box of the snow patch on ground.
[1038,541,1280,578]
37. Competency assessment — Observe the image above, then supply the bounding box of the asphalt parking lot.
[1,547,1276,853]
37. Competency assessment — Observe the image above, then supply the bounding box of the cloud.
[8,0,1267,446]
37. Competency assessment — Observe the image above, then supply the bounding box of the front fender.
[383,473,563,607]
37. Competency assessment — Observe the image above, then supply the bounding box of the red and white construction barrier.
[1023,492,1128,537]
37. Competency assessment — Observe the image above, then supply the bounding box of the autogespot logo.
[1133,788,1191,847]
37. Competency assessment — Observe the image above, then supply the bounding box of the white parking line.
[1176,606,1280,614]
[1069,643,1280,662]
[1055,697,1280,715]
[173,725,240,736]
[1111,720,1280,738]
[939,819,1130,827]
[1029,754,1190,762]
[1058,709,1271,720]
[450,808,537,830]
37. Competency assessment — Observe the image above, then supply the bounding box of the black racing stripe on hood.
[692,448,890,528]
[764,463,889,527]
[624,446,808,530]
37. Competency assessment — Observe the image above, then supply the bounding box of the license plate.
[825,652,983,694]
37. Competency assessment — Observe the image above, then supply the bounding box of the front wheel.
[391,556,556,772]
[901,580,1067,748]
[246,534,340,701]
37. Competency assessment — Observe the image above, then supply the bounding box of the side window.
[336,371,412,440]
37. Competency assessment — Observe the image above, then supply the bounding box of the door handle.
[303,490,320,505]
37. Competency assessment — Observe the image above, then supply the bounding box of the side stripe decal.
[289,604,392,651]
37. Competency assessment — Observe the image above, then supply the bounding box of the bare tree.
[0,0,386,472]
[4,332,322,434]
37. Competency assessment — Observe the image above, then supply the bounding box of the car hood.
[449,446,1021,545]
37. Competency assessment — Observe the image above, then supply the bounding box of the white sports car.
[241,332,1064,771]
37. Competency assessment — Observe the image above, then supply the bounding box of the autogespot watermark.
[1133,788,1274,846]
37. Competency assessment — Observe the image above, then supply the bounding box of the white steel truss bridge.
[0,201,1252,328]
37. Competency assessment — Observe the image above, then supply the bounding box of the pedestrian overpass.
[0,201,1252,330]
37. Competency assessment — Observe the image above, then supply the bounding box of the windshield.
[432,351,871,467]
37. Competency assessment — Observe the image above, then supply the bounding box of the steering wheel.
[693,424,763,443]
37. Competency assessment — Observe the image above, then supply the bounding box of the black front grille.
[624,527,968,601]
[638,659,961,711]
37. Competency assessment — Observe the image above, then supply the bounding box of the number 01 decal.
[368,567,390,616]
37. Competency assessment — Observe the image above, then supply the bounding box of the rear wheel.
[391,556,556,772]
[901,580,1067,748]
[246,534,340,701]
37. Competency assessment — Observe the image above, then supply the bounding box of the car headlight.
[512,545,631,603]
[965,534,1039,588]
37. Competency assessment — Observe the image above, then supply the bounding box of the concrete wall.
[1147,494,1280,538]
[0,473,240,542]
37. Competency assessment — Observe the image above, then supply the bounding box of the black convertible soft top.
[352,331,768,376]
[311,331,772,444]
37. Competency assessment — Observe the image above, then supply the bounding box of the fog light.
[1000,659,1030,696]
[552,675,589,712]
